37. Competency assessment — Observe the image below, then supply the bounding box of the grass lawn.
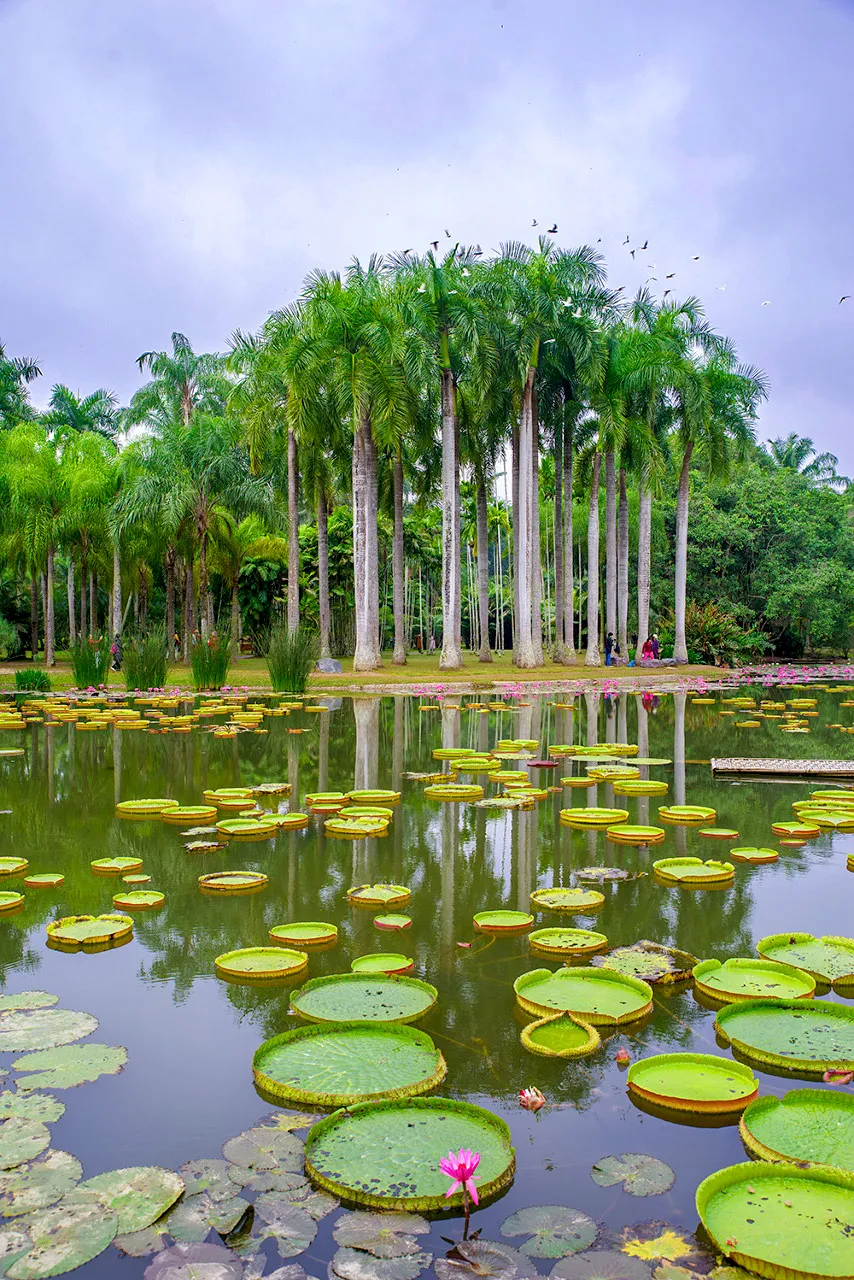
[0,651,720,693]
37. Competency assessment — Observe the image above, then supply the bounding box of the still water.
[0,683,853,1276]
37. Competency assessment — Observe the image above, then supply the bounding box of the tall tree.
[764,433,848,490]
[0,343,41,427]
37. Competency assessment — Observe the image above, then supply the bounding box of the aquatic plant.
[14,668,50,692]
[518,1087,545,1113]
[69,635,111,687]
[121,627,169,691]
[266,623,319,693]
[190,629,231,690]
[441,1147,481,1232]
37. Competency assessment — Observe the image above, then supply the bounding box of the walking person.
[651,633,660,660]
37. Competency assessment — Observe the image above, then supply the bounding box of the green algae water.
[1,683,854,1276]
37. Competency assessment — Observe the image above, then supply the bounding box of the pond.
[0,680,853,1278]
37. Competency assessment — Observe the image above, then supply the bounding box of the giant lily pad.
[351,956,414,976]
[627,1054,758,1115]
[90,857,144,875]
[45,915,133,950]
[5,1186,118,1278]
[253,1022,446,1107]
[595,943,697,985]
[574,868,641,884]
[22,877,64,890]
[112,890,165,911]
[653,858,734,886]
[332,1210,429,1257]
[78,1166,184,1233]
[550,1251,652,1280]
[12,1044,128,1091]
[269,922,338,948]
[0,860,27,877]
[530,889,606,913]
[0,1122,51,1170]
[0,1095,64,1124]
[0,894,24,913]
[715,998,854,1073]
[695,1161,854,1280]
[198,871,268,893]
[144,1242,244,1280]
[514,968,653,1025]
[0,996,57,1014]
[474,911,534,934]
[215,948,307,981]
[530,929,608,958]
[755,933,854,989]
[590,1154,674,1197]
[348,886,411,908]
[739,1089,854,1171]
[332,1247,432,1280]
[728,848,778,865]
[521,1014,600,1059]
[290,975,437,1024]
[693,958,815,1004]
[501,1205,597,1258]
[0,1149,82,1216]
[0,1010,97,1053]
[304,1097,515,1210]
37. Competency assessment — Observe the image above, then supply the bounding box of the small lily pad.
[435,1239,536,1280]
[590,1155,674,1197]
[144,1241,244,1280]
[253,1194,317,1257]
[222,1127,304,1171]
[502,1205,598,1258]
[12,1044,128,1091]
[0,996,57,1014]
[332,1211,429,1257]
[0,1009,98,1053]
[114,1227,168,1257]
[0,1121,51,1170]
[78,1166,184,1233]
[332,1247,433,1280]
[5,1187,118,1279]
[0,1094,64,1124]
[179,1159,239,1203]
[0,1149,82,1216]
[207,1195,250,1235]
[551,1252,652,1280]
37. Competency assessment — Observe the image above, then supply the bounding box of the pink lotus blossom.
[823,1069,853,1085]
[615,1048,631,1066]
[440,1148,481,1204]
[519,1086,546,1112]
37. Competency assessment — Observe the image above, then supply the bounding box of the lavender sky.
[2,0,853,466]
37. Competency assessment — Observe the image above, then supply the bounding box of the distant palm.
[0,342,41,427]
[765,433,848,490]
[42,385,120,442]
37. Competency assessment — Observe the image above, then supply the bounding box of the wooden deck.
[711,757,854,780]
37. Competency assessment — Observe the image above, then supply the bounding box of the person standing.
[651,634,660,660]
[604,632,614,666]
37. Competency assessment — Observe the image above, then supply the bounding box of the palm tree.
[130,332,229,428]
[764,433,848,490]
[41,385,120,441]
[0,343,41,427]
[210,515,287,655]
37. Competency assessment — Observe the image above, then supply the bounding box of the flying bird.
[691,255,700,261]
[761,300,771,306]
[548,223,558,234]
[474,245,483,255]
[630,249,636,259]
[622,235,630,245]
[641,240,648,250]
[402,249,411,255]
[646,277,657,282]
[717,284,727,291]
[666,272,675,279]
[532,218,538,226]
[663,289,671,297]
[431,240,439,250]
[445,229,451,237]
[840,295,851,304]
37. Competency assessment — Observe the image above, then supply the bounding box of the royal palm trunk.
[673,445,693,664]
[439,363,463,668]
[287,428,300,633]
[636,487,652,653]
[617,467,629,655]
[317,494,331,661]
[475,476,491,662]
[605,450,617,641]
[585,454,602,665]
[392,447,406,665]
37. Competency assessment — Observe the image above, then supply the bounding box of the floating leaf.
[12,1044,127,1091]
[591,1155,674,1197]
[551,1251,652,1280]
[231,1167,308,1195]
[332,1210,429,1257]
[617,1225,701,1265]
[114,1226,168,1257]
[0,996,57,1014]
[0,1094,64,1125]
[0,1225,32,1274]
[144,1241,244,1280]
[283,1184,338,1220]
[575,868,640,884]
[5,1187,118,1279]
[290,975,436,1024]
[254,1195,316,1256]
[180,1158,239,1202]
[162,1195,213,1243]
[221,1126,304,1171]
[207,1195,250,1235]
[0,1149,81,1216]
[740,1088,854,1170]
[596,943,697,985]
[0,1121,51,1171]
[0,1010,98,1053]
[332,1246,432,1280]
[435,1239,536,1280]
[78,1166,184,1233]
[714,998,854,1072]
[502,1205,598,1258]
[256,1111,316,1132]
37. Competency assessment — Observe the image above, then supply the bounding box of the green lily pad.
[179,1159,239,1203]
[514,968,653,1025]
[253,1194,316,1257]
[0,894,24,913]
[207,1195,250,1235]
[230,1167,308,1195]
[474,911,534,934]
[574,868,639,884]
[728,848,778,864]
[755,933,854,988]
[739,1089,854,1170]
[253,1022,446,1107]
[22,877,63,890]
[269,922,338,947]
[529,929,608,958]
[695,1161,854,1280]
[0,1122,51,1171]
[348,886,410,907]
[215,948,307,981]
[530,889,606,913]
[596,943,697,985]
[715,998,854,1072]
[332,1247,432,1280]
[374,916,412,931]
[160,1195,214,1243]
[590,1154,674,1197]
[279,1183,338,1220]
[652,858,734,885]
[0,860,27,877]
[144,1242,244,1279]
[351,955,414,976]
[0,1150,82,1216]
[521,1014,600,1059]
[258,1111,317,1132]
[113,1226,168,1256]
[290,975,437,1024]
[550,1251,652,1280]
[694,958,815,1003]
[0,1009,98,1053]
[0,1228,30,1276]
[0,997,57,1014]
[5,1187,118,1279]
[501,1205,598,1258]
[111,890,165,910]
[304,1097,515,1211]
[12,1044,128,1091]
[332,1210,429,1257]
[435,1239,536,1280]
[90,857,143,874]
[221,1127,304,1171]
[0,1095,64,1124]
[78,1166,184,1233]
[626,1054,758,1115]
[45,915,133,950]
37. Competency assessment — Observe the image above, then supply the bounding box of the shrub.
[122,628,169,691]
[0,617,20,661]
[14,668,51,692]
[266,624,318,693]
[191,629,231,691]
[69,636,111,687]
[658,603,769,667]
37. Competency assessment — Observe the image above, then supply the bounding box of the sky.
[3,0,854,468]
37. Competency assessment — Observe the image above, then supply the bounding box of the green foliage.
[266,624,318,693]
[122,628,169,691]
[0,616,19,660]
[658,602,767,667]
[190,630,231,691]
[14,668,50,692]
[69,636,111,687]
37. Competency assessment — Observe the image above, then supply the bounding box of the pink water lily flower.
[519,1086,546,1112]
[440,1148,481,1204]
[823,1069,854,1085]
